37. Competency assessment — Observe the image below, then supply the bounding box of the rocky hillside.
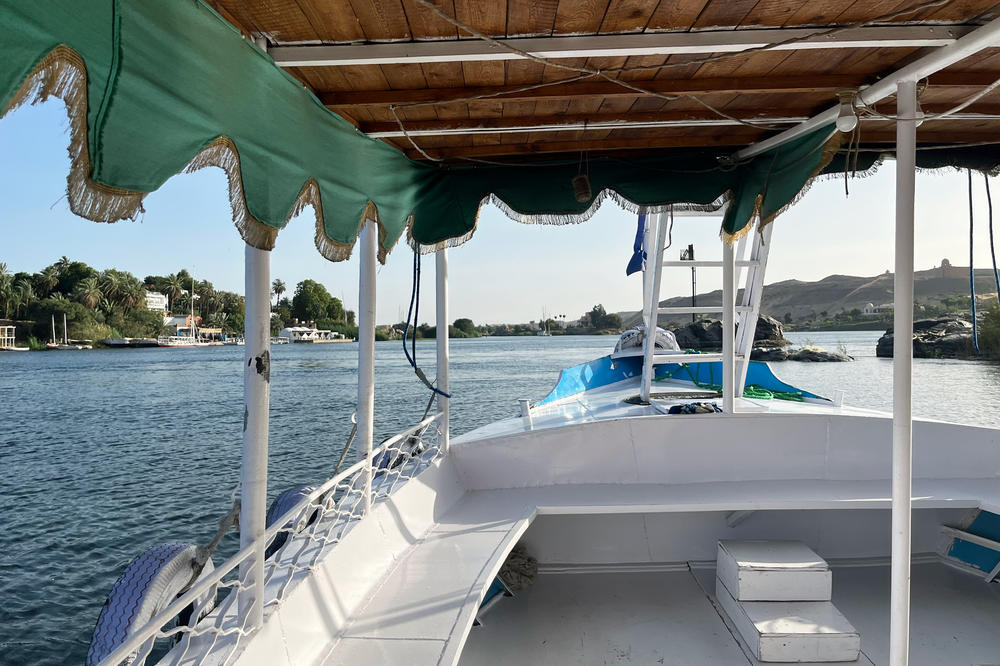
[620,262,999,327]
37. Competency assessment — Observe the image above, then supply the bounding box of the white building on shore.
[145,291,169,312]
[278,325,347,343]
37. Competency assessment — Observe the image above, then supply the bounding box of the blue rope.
[403,249,451,399]
[969,169,981,354]
[985,173,1000,309]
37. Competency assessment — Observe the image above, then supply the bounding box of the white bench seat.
[321,493,534,665]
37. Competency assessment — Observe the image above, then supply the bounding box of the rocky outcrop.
[750,346,789,361]
[787,346,853,362]
[672,314,790,351]
[876,317,974,358]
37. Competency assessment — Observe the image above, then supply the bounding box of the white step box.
[717,540,832,601]
[716,578,861,663]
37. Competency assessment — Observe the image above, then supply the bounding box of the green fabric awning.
[2,0,840,262]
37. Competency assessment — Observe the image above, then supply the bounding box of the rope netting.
[100,414,445,666]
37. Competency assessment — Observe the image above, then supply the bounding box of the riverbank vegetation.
[0,258,246,343]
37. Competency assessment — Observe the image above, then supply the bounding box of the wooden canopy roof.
[206,0,1000,163]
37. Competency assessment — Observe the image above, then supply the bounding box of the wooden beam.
[322,71,1000,109]
[322,75,862,108]
[398,129,1000,160]
[364,106,1000,137]
[269,25,974,67]
[362,110,811,137]
[400,133,769,160]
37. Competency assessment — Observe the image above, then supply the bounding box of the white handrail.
[99,411,444,666]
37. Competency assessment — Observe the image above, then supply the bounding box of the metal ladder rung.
[661,260,760,268]
[653,353,744,364]
[658,306,753,315]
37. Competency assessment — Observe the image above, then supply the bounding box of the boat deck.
[460,563,1000,666]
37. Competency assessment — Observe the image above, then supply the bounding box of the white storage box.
[717,540,832,602]
[716,577,860,663]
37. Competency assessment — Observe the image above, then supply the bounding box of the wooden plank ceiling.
[208,0,1000,162]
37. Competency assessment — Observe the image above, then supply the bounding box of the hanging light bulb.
[835,90,858,133]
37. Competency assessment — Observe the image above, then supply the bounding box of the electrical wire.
[969,169,981,354]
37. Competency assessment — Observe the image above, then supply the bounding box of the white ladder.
[639,211,774,408]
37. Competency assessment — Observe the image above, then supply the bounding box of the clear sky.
[2,99,998,325]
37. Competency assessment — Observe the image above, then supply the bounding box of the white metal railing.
[99,412,445,666]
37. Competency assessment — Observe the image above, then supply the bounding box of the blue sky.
[2,99,997,324]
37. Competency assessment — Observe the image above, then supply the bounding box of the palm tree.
[37,266,59,296]
[122,279,145,312]
[272,279,286,308]
[99,270,123,308]
[0,264,12,318]
[12,280,34,319]
[164,273,184,313]
[74,276,102,309]
[55,256,71,275]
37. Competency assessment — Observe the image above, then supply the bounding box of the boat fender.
[87,542,215,666]
[265,485,319,558]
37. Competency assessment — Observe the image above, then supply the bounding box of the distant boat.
[222,337,245,346]
[158,278,210,347]
[47,313,91,350]
[270,336,290,344]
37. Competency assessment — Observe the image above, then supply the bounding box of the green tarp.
[1,0,839,262]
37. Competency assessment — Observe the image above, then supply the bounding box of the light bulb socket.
[835,90,858,133]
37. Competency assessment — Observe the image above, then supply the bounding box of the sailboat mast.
[51,314,56,344]
[190,278,196,341]
[63,312,68,344]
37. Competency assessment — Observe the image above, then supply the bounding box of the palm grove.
[0,258,246,345]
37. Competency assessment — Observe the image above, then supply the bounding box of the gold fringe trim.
[2,45,376,261]
[721,130,844,245]
[3,46,147,223]
[407,188,731,255]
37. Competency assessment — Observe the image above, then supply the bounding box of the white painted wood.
[659,305,753,314]
[736,225,774,395]
[940,525,1000,552]
[269,26,971,67]
[722,240,735,413]
[717,540,832,601]
[240,244,271,630]
[735,16,1000,160]
[715,578,860,662]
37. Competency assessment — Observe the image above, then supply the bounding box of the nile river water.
[2,331,1000,664]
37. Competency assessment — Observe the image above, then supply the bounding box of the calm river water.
[2,331,999,664]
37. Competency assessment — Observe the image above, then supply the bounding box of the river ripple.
[1,333,998,664]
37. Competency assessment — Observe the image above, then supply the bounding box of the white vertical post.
[641,215,653,324]
[890,78,917,666]
[641,212,668,402]
[239,244,270,631]
[722,239,735,413]
[435,249,450,452]
[357,219,377,515]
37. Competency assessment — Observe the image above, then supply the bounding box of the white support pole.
[641,215,653,325]
[357,219,377,515]
[890,79,917,666]
[641,212,668,402]
[722,239,736,413]
[435,249,450,452]
[239,244,270,631]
